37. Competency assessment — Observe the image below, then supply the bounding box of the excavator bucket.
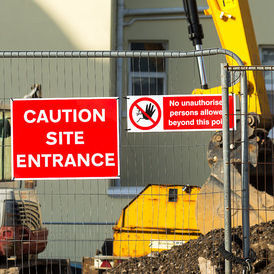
[196,118,274,234]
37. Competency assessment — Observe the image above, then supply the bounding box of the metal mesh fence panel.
[0,50,271,273]
[225,66,273,273]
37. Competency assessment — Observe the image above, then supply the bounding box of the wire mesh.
[0,50,271,273]
[225,66,273,273]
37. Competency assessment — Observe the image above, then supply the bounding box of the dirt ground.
[108,220,273,273]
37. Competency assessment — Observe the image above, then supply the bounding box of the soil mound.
[109,220,273,273]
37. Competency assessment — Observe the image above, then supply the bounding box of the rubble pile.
[109,221,273,273]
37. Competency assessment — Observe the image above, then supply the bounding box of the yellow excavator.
[189,0,273,235]
[95,0,273,263]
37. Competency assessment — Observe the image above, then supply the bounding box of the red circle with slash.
[129,97,162,130]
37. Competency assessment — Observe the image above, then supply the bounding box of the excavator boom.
[183,0,274,234]
[195,0,272,119]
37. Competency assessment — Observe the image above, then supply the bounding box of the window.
[0,110,11,182]
[260,46,274,139]
[168,189,178,202]
[260,46,274,114]
[129,42,167,95]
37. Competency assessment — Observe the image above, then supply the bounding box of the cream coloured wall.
[0,0,116,262]
[33,0,112,50]
[0,0,112,50]
[0,0,115,98]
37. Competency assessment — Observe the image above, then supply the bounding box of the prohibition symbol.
[129,97,162,130]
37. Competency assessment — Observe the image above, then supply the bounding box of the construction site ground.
[108,220,273,274]
[0,259,71,274]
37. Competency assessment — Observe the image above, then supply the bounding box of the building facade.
[0,0,272,262]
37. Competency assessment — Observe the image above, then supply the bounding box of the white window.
[260,46,274,139]
[129,42,167,95]
[260,46,274,114]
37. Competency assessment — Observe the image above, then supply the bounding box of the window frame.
[259,45,274,139]
[127,41,168,96]
[259,45,274,92]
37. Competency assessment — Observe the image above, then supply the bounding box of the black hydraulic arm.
[183,0,208,89]
[183,0,204,46]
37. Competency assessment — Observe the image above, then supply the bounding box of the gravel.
[108,220,273,273]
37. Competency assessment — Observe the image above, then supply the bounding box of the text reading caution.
[11,98,119,180]
[127,95,236,132]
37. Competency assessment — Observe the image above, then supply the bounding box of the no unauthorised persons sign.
[127,95,236,132]
[11,98,119,180]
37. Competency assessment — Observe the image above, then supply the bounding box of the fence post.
[116,0,124,187]
[221,63,232,274]
[240,69,250,263]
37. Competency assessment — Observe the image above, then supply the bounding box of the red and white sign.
[129,97,162,131]
[11,98,119,180]
[127,95,236,132]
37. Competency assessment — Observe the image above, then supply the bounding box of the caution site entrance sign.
[11,98,119,180]
[127,95,236,132]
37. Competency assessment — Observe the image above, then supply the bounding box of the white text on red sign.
[127,95,236,132]
[11,98,119,180]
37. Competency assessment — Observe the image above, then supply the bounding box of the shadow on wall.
[0,0,76,50]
